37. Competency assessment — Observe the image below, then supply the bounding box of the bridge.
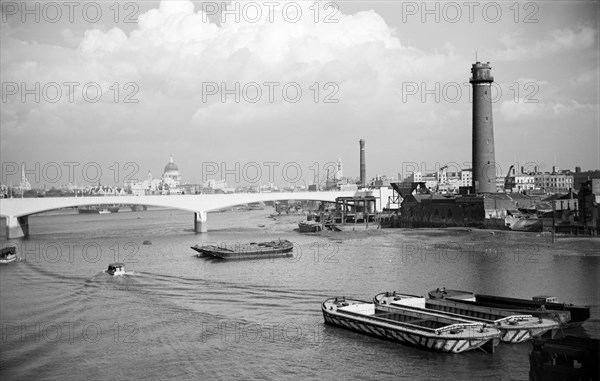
[0,191,357,238]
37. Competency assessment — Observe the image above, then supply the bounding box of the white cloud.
[79,27,128,55]
[2,1,598,181]
[493,26,597,61]
[500,99,598,122]
[499,100,541,121]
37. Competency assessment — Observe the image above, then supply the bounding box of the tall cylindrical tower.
[470,61,496,193]
[359,139,366,187]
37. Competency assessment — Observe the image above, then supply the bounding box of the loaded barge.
[191,240,294,260]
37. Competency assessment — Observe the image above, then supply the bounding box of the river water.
[1,208,599,380]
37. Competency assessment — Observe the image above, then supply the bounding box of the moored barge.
[190,240,294,260]
[322,297,501,353]
[375,292,560,344]
[429,288,588,327]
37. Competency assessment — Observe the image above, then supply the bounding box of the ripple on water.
[1,209,598,380]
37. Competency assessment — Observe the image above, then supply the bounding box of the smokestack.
[359,139,366,187]
[470,61,496,193]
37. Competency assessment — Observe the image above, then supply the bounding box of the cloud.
[2,1,436,167]
[2,1,598,182]
[79,27,128,55]
[500,99,598,122]
[493,26,597,61]
[499,100,542,121]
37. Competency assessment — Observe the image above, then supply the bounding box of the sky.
[1,0,599,187]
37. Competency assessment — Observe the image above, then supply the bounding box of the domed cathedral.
[162,155,181,189]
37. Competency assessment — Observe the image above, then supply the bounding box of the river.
[1,208,598,380]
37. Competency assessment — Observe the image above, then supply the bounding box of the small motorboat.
[322,297,500,353]
[106,262,125,276]
[0,246,17,264]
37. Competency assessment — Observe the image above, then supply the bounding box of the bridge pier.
[6,215,29,238]
[194,211,207,233]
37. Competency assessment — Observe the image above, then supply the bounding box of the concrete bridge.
[0,191,357,238]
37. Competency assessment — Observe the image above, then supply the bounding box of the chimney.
[470,61,496,193]
[359,139,366,187]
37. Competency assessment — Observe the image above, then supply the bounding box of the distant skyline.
[1,1,599,186]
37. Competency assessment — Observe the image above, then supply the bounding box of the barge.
[375,292,560,343]
[322,297,501,353]
[429,288,588,327]
[191,240,294,260]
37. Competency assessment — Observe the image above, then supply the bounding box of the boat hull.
[0,255,17,264]
[298,222,322,233]
[212,251,293,260]
[429,289,588,327]
[473,294,589,328]
[191,240,294,260]
[106,262,125,276]
[424,298,559,343]
[322,298,500,354]
[375,292,559,344]
[190,245,214,257]
[0,246,17,264]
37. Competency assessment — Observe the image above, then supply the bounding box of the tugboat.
[106,263,125,276]
[0,246,17,264]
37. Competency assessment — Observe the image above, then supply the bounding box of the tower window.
[484,91,487,94]
[485,117,488,120]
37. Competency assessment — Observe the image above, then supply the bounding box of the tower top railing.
[470,61,493,83]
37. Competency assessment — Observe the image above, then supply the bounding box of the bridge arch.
[0,191,357,238]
